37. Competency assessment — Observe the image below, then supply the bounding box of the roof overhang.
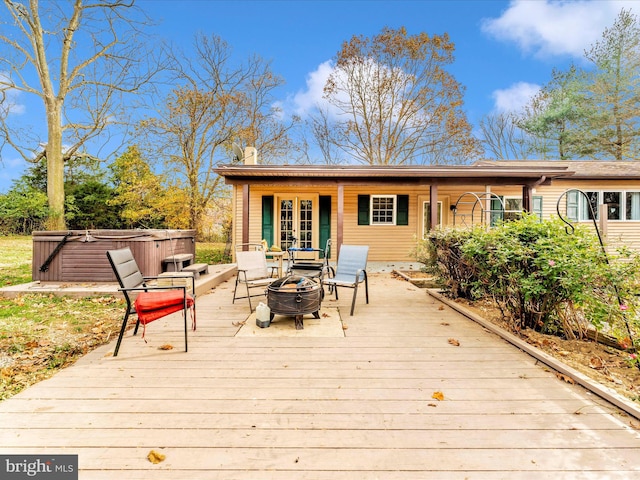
[214,164,574,187]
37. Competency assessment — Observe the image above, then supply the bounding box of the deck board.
[1,273,639,478]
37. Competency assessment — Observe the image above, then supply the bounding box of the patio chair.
[233,244,276,311]
[287,238,332,283]
[106,248,196,357]
[323,244,369,316]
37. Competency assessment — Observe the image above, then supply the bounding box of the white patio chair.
[232,244,276,311]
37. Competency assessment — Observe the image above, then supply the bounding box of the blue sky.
[0,0,637,192]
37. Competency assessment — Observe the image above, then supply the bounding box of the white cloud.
[492,82,540,114]
[482,0,636,58]
[289,60,334,119]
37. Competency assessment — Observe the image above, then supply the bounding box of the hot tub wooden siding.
[32,230,196,283]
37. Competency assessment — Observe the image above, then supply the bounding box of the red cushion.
[135,291,194,325]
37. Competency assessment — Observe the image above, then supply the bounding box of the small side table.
[265,251,285,277]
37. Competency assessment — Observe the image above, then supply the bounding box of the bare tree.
[139,33,293,237]
[478,113,534,160]
[0,0,159,229]
[321,26,482,165]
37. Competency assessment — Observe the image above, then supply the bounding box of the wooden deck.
[1,273,640,479]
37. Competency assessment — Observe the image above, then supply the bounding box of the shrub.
[420,214,640,339]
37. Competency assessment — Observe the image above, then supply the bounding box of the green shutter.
[319,196,331,258]
[358,195,370,225]
[566,190,579,221]
[261,196,274,247]
[490,196,504,227]
[396,195,409,225]
[533,196,543,221]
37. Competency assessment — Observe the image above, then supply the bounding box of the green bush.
[420,214,640,340]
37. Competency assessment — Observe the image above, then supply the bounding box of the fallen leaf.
[438,305,444,311]
[232,320,246,327]
[448,338,460,347]
[322,312,330,318]
[440,322,450,326]
[427,403,437,407]
[147,450,166,464]
[589,356,604,370]
[158,344,174,351]
[555,373,575,384]
[629,420,640,430]
[432,391,444,401]
[342,324,348,330]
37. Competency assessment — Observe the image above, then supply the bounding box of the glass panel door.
[279,199,294,250]
[277,196,317,251]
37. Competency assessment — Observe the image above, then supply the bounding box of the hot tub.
[32,229,196,283]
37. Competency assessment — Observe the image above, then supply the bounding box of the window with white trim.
[371,195,396,225]
[503,197,523,222]
[568,190,640,221]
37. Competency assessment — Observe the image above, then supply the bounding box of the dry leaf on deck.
[555,373,575,384]
[432,391,444,401]
[158,344,174,351]
[438,305,444,311]
[147,450,166,464]
[448,338,460,347]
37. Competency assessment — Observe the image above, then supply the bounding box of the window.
[604,191,621,220]
[423,201,442,237]
[503,197,523,222]
[568,190,640,221]
[627,192,640,221]
[371,195,396,225]
[490,195,541,226]
[358,194,409,226]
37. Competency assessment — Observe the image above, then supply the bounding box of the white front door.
[276,195,319,251]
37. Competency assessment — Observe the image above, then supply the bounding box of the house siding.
[230,179,640,263]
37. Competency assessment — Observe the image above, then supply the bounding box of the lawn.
[0,236,228,400]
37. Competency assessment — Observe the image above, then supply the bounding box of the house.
[215,155,640,262]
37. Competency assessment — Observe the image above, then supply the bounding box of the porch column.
[522,185,532,213]
[429,184,439,230]
[337,183,344,255]
[242,184,249,248]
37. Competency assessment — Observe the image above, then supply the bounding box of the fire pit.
[267,275,322,329]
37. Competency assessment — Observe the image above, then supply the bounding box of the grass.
[0,235,229,400]
[0,235,32,286]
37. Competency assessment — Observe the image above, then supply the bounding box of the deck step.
[162,254,194,272]
[181,263,208,278]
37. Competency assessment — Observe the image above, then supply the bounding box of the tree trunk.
[46,102,66,230]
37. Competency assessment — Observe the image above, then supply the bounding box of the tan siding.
[233,179,640,263]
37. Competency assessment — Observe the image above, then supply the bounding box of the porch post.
[337,183,344,255]
[242,184,249,248]
[522,185,532,213]
[429,184,439,230]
